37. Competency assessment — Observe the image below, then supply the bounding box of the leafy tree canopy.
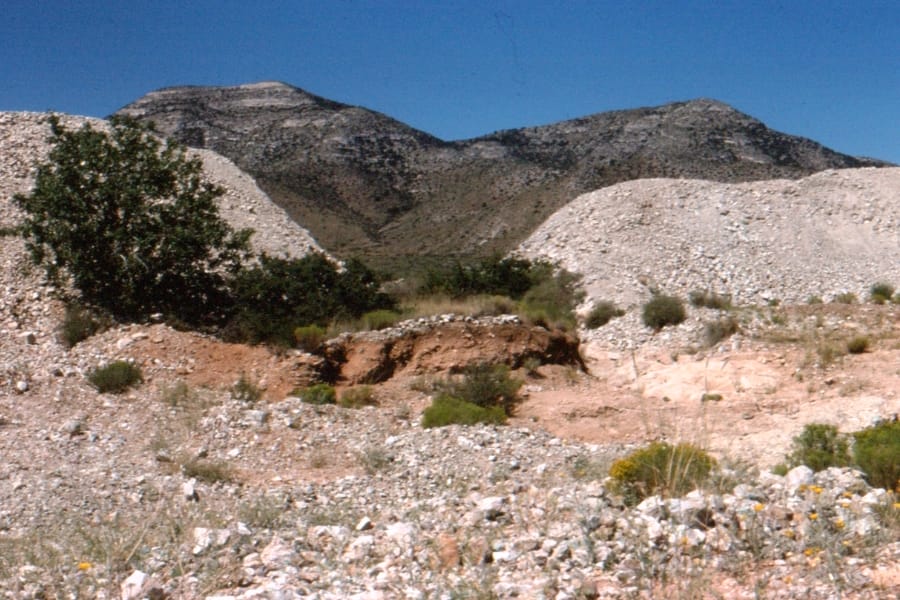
[15,115,253,324]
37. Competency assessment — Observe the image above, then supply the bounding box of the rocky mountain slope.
[517,167,900,312]
[116,81,888,266]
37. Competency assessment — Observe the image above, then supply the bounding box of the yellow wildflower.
[753,503,764,512]
[810,485,823,494]
[77,562,92,571]
[808,512,818,521]
[833,518,845,529]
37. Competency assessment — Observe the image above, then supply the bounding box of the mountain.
[116,81,888,268]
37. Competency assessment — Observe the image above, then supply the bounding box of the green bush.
[60,303,109,347]
[852,419,900,491]
[421,256,538,299]
[87,360,143,394]
[362,309,401,331]
[518,265,583,330]
[870,282,895,304]
[642,294,686,330]
[299,383,336,405]
[15,116,251,325]
[225,253,395,346]
[609,442,717,505]
[585,301,625,329]
[688,290,732,310]
[421,394,507,428]
[846,335,870,354]
[294,324,327,353]
[786,423,851,472]
[231,374,263,403]
[436,363,523,415]
[339,385,376,408]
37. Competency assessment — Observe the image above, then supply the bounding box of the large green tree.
[15,115,252,323]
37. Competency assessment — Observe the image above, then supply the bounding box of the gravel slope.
[518,167,900,309]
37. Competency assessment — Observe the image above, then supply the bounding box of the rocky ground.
[0,113,898,598]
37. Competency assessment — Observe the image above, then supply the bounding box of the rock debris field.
[0,112,897,598]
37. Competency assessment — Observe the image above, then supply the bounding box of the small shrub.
[339,385,376,408]
[299,383,336,405]
[60,303,109,348]
[806,295,823,305]
[361,309,401,330]
[833,292,857,305]
[421,394,507,428]
[517,265,583,331]
[359,445,393,474]
[703,316,739,346]
[160,380,194,407]
[870,282,895,304]
[846,335,870,354]
[585,301,625,329]
[852,419,900,491]
[231,374,263,403]
[181,458,233,483]
[436,363,523,415]
[87,361,143,394]
[608,442,717,505]
[294,324,327,353]
[786,423,851,472]
[642,294,686,330]
[522,356,542,377]
[688,290,731,310]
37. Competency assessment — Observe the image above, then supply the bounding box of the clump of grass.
[358,444,394,474]
[688,290,732,310]
[522,356,542,377]
[869,282,895,304]
[361,309,402,330]
[833,292,857,304]
[608,442,717,506]
[60,303,110,347]
[338,385,376,408]
[584,301,625,329]
[806,295,823,305]
[298,383,336,405]
[435,363,522,415]
[852,419,900,491]
[703,316,739,346]
[785,423,851,472]
[87,361,143,394]
[160,379,194,407]
[421,394,507,428]
[642,294,686,330]
[846,335,870,354]
[181,457,233,484]
[294,324,326,353]
[230,374,262,403]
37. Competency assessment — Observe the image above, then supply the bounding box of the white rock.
[119,570,148,600]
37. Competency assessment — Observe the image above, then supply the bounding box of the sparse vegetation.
[833,292,857,304]
[361,309,402,330]
[435,363,522,415]
[517,265,583,330]
[180,457,234,484]
[293,324,327,353]
[230,374,263,403]
[299,383,337,405]
[785,423,851,472]
[642,293,686,330]
[338,385,376,408]
[852,419,900,491]
[60,302,110,347]
[688,289,732,310]
[584,300,625,329]
[87,361,143,394]
[608,442,717,505]
[703,316,739,346]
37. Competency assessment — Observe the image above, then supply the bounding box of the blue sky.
[3,1,898,162]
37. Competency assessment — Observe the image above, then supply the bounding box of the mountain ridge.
[116,81,890,266]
